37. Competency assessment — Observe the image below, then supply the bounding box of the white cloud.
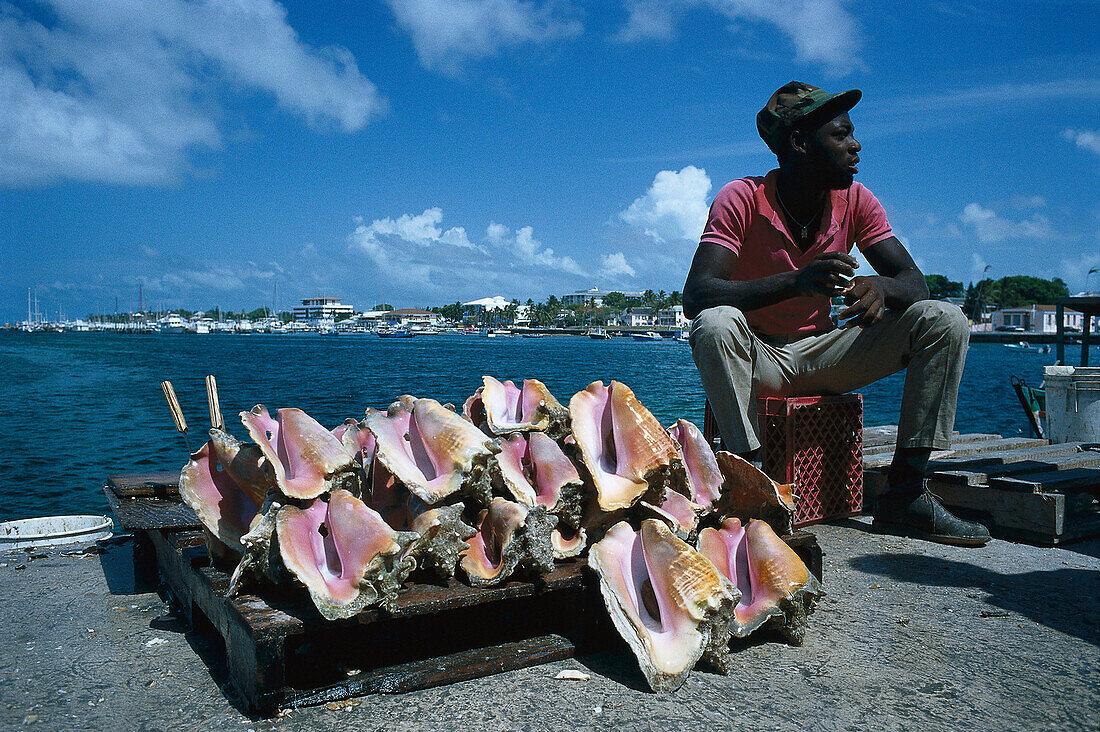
[349,208,589,300]
[600,252,636,278]
[494,224,586,275]
[620,166,712,244]
[615,0,859,72]
[385,0,581,73]
[0,0,384,186]
[1059,252,1100,294]
[958,203,1055,245]
[350,208,477,271]
[970,253,991,282]
[1063,128,1100,157]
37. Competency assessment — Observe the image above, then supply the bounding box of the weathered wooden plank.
[926,481,1064,535]
[103,486,200,531]
[107,472,180,498]
[933,452,1100,486]
[990,468,1100,494]
[285,634,577,707]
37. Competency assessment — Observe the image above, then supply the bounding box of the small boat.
[522,333,547,339]
[675,329,690,342]
[1003,341,1036,351]
[631,331,663,341]
[377,327,414,338]
[586,327,612,340]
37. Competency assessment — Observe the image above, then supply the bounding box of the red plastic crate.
[703,395,864,527]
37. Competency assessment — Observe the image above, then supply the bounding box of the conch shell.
[367,396,498,506]
[179,432,265,554]
[493,431,585,530]
[713,452,796,536]
[696,517,822,656]
[331,418,376,470]
[276,490,418,620]
[639,487,704,542]
[667,419,723,510]
[588,519,738,692]
[460,497,556,586]
[240,406,359,500]
[569,380,685,512]
[463,376,569,438]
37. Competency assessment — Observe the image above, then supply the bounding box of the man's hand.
[794,252,857,297]
[838,276,887,327]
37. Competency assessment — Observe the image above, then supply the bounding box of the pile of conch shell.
[178,376,823,686]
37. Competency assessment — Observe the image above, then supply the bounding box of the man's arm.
[683,243,857,320]
[837,236,929,327]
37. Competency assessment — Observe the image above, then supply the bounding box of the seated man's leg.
[690,306,787,456]
[787,300,988,545]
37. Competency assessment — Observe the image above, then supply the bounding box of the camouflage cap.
[757,81,862,155]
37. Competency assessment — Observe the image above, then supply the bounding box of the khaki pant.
[690,300,969,453]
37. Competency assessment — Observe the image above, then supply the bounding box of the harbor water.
[0,331,1095,522]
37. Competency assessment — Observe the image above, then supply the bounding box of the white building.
[293,297,354,324]
[623,307,656,328]
[991,305,1088,333]
[657,305,689,329]
[561,287,644,307]
[382,308,445,328]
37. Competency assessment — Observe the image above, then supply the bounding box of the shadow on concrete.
[849,553,1100,647]
[98,535,158,595]
[575,648,652,694]
[1059,537,1100,561]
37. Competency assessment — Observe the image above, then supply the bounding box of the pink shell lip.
[667,418,723,509]
[589,519,736,692]
[241,405,357,500]
[179,439,262,553]
[466,375,569,437]
[696,517,820,639]
[569,380,682,512]
[276,489,416,619]
[367,396,498,506]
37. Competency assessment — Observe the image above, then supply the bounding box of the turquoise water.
[0,331,1093,522]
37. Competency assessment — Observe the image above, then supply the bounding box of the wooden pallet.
[862,427,1100,545]
[106,473,824,715]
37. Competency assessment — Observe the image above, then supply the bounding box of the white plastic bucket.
[1043,366,1100,444]
[0,515,114,552]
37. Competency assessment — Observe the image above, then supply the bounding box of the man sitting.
[683,81,989,546]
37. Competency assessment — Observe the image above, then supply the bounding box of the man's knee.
[690,306,753,353]
[905,300,969,344]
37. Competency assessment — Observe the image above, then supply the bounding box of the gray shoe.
[873,487,991,547]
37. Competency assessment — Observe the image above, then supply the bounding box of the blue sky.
[2,0,1098,322]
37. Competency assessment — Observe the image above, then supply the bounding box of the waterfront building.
[656,305,689,329]
[561,287,644,307]
[293,297,354,324]
[622,307,656,328]
[382,308,445,329]
[991,304,1093,333]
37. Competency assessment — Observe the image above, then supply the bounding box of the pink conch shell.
[493,432,585,530]
[179,436,264,554]
[588,519,738,692]
[332,418,376,470]
[696,517,822,656]
[207,428,272,505]
[569,380,685,511]
[241,406,359,500]
[714,452,796,536]
[639,487,703,541]
[276,490,418,620]
[463,376,569,438]
[667,419,723,510]
[460,497,555,586]
[367,396,498,506]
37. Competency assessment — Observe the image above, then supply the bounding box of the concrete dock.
[2,520,1097,731]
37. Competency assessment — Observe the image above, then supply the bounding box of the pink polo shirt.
[699,170,894,335]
